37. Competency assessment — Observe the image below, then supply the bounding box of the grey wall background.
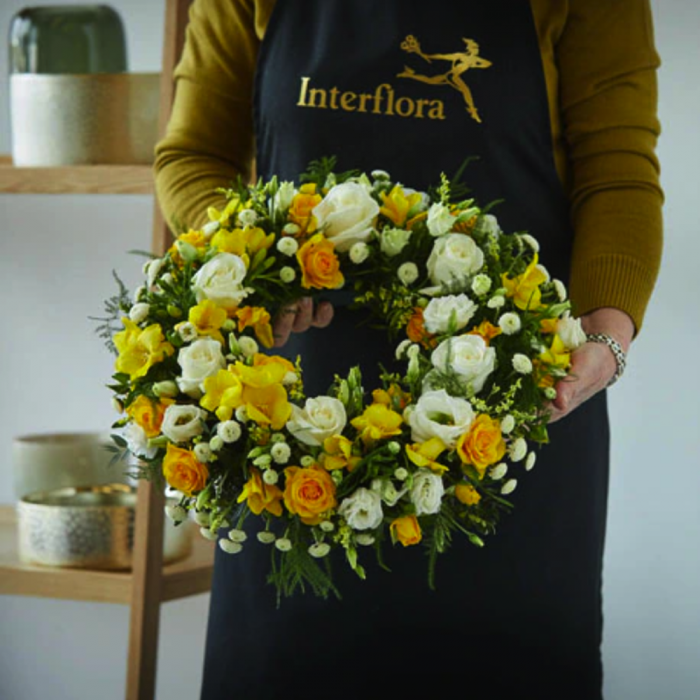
[0,1,698,698]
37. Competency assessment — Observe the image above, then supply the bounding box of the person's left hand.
[547,307,634,423]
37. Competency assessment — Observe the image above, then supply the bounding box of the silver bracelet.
[586,333,627,388]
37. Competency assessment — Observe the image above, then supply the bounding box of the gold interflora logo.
[397,35,492,124]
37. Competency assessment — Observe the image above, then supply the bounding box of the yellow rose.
[456,414,506,477]
[283,466,337,525]
[501,254,548,310]
[296,233,345,290]
[114,318,174,381]
[379,185,422,227]
[126,395,171,438]
[189,299,227,344]
[238,468,283,516]
[320,435,361,471]
[235,306,274,348]
[455,483,482,506]
[390,515,422,546]
[351,403,403,445]
[162,444,209,497]
[288,184,323,235]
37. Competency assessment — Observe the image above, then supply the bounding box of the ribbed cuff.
[568,255,660,336]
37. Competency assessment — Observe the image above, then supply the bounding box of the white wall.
[0,1,698,699]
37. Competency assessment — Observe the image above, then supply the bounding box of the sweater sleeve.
[154,0,266,231]
[557,0,663,334]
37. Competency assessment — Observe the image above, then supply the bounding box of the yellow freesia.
[288,184,322,235]
[468,320,502,345]
[238,468,284,516]
[321,435,361,471]
[235,306,274,348]
[455,483,482,506]
[211,226,275,257]
[539,334,571,369]
[189,299,227,344]
[379,185,422,227]
[114,318,174,381]
[501,254,548,310]
[233,360,288,388]
[200,369,244,422]
[241,382,292,431]
[351,403,403,444]
[406,437,449,474]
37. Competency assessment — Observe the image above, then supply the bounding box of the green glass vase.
[9,5,127,74]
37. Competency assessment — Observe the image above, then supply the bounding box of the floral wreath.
[100,157,584,600]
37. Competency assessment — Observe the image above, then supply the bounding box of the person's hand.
[273,297,334,348]
[547,307,634,423]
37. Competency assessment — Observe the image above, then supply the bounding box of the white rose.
[312,182,380,252]
[410,469,445,516]
[177,338,226,397]
[423,294,477,334]
[431,335,496,395]
[427,202,457,237]
[498,312,522,335]
[380,227,412,257]
[408,389,475,449]
[286,396,347,446]
[370,478,407,507]
[512,354,533,374]
[276,236,298,256]
[123,422,157,459]
[349,241,370,264]
[557,314,587,350]
[129,303,150,324]
[161,405,206,443]
[192,253,250,310]
[427,233,484,285]
[398,262,419,285]
[339,488,384,530]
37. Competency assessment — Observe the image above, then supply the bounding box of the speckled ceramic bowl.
[17,484,192,570]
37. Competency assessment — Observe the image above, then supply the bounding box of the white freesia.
[395,339,412,360]
[498,312,522,335]
[202,220,220,238]
[398,262,419,285]
[408,389,475,448]
[410,470,445,516]
[129,303,150,324]
[276,236,298,256]
[427,233,484,285]
[192,253,250,310]
[423,294,477,334]
[349,241,370,264]
[427,202,456,237]
[238,336,259,357]
[146,258,164,288]
[123,422,157,459]
[512,354,533,374]
[477,214,501,238]
[177,338,226,397]
[557,314,587,350]
[339,488,383,530]
[286,396,347,446]
[380,227,412,257]
[431,335,496,395]
[370,478,406,507]
[161,405,206,443]
[312,182,380,252]
[274,181,296,213]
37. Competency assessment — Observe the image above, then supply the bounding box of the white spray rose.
[380,227,413,257]
[123,422,157,459]
[312,182,380,252]
[161,405,206,443]
[339,488,384,530]
[410,469,445,516]
[426,202,457,237]
[286,396,347,446]
[431,335,496,395]
[192,253,250,310]
[557,314,587,350]
[177,338,226,397]
[408,389,475,448]
[427,233,484,285]
[423,294,477,334]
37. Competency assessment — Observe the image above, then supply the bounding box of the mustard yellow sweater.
[154,0,663,333]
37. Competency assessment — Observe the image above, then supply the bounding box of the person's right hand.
[273,297,334,348]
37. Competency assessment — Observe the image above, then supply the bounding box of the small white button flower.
[219,539,243,554]
[398,262,419,286]
[509,437,528,462]
[238,336,259,358]
[500,415,516,435]
[194,443,213,463]
[490,463,508,480]
[319,520,335,533]
[275,538,293,552]
[525,452,537,471]
[512,354,533,374]
[237,209,258,227]
[349,241,370,264]
[283,223,301,236]
[262,469,279,485]
[129,302,150,324]
[280,266,296,283]
[309,543,331,558]
[471,274,492,296]
[200,527,218,541]
[277,236,299,256]
[217,420,242,444]
[235,407,248,423]
[498,312,522,335]
[194,511,211,526]
[544,387,558,400]
[356,533,376,546]
[553,279,567,302]
[519,234,540,252]
[300,455,316,467]
[228,529,248,543]
[271,442,291,465]
[209,435,224,452]
[394,467,409,481]
[165,504,188,523]
[257,531,276,544]
[487,295,506,309]
[501,479,518,495]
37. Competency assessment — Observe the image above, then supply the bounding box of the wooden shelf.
[0,155,155,195]
[0,505,214,604]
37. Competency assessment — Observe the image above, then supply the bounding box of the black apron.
[201,3,610,698]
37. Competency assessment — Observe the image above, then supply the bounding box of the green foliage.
[90,270,131,355]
